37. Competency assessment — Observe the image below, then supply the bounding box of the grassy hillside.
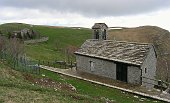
[25,26,91,61]
[0,61,87,103]
[0,60,163,103]
[0,23,92,61]
[0,23,167,103]
[108,26,170,43]
[108,26,170,81]
[0,23,32,34]
[1,23,170,81]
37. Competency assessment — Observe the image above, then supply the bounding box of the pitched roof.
[92,23,108,29]
[75,39,151,66]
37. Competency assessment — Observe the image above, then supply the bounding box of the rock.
[42,74,45,77]
[69,84,76,91]
[134,95,138,98]
[139,99,144,102]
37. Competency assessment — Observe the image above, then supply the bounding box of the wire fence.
[38,60,76,69]
[0,51,76,75]
[0,51,40,74]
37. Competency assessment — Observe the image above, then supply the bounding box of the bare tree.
[5,38,24,58]
[65,45,78,63]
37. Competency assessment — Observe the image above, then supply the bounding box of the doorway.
[116,62,127,82]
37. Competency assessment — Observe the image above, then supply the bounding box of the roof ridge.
[86,39,151,45]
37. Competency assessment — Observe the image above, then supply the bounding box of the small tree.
[5,38,24,58]
[7,32,11,39]
[65,45,78,63]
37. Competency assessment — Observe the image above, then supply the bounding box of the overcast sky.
[1,0,170,30]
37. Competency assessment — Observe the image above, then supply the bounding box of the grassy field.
[25,26,92,61]
[0,23,92,61]
[0,61,105,103]
[0,61,163,103]
[0,23,32,34]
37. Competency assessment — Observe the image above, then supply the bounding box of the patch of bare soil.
[67,94,85,100]
[23,74,76,93]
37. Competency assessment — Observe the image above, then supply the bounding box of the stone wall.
[76,55,116,79]
[128,66,141,85]
[24,37,49,44]
[141,45,157,88]
[76,55,142,85]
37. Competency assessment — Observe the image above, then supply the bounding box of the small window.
[145,68,147,73]
[90,61,95,71]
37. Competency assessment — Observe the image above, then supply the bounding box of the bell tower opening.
[92,23,108,40]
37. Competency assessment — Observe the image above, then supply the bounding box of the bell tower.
[92,23,108,40]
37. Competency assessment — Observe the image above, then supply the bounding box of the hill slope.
[0,23,169,81]
[0,23,32,34]
[1,60,163,103]
[0,23,168,102]
[108,26,170,81]
[0,23,92,61]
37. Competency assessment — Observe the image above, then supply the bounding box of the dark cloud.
[1,0,170,16]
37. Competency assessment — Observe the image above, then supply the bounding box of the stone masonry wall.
[141,45,157,88]
[128,66,141,85]
[76,55,116,79]
[76,54,142,85]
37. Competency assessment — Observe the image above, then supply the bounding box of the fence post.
[71,61,72,69]
[24,56,26,72]
[0,52,1,59]
[13,57,16,69]
[42,60,44,65]
[38,60,40,65]
[16,57,19,68]
[53,62,55,67]
[39,60,41,74]
[65,62,66,69]
[48,61,49,66]
[75,62,77,70]
[38,63,40,74]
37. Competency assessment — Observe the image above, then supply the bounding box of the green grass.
[0,61,105,103]
[40,69,163,103]
[0,23,32,34]
[25,26,92,61]
[0,61,163,103]
[0,23,92,61]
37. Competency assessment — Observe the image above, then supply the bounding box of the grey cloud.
[1,0,170,17]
